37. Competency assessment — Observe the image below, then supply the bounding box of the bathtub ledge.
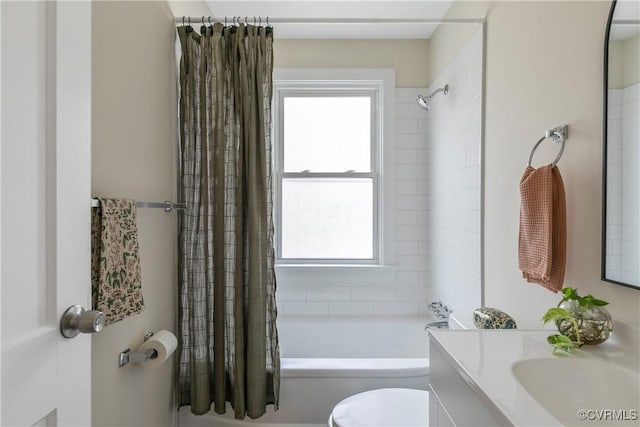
[281,357,429,378]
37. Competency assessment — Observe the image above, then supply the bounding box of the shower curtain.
[176,23,280,419]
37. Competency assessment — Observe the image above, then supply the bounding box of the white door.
[1,1,93,426]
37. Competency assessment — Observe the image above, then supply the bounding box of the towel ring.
[527,125,568,168]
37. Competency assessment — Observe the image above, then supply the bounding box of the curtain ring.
[182,16,185,27]
[224,16,227,26]
[253,16,256,26]
[201,16,205,26]
[266,16,270,27]
[245,16,248,25]
[188,16,191,27]
[208,16,212,26]
[259,16,262,26]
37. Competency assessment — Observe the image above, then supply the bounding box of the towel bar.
[91,198,185,212]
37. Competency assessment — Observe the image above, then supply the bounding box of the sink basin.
[512,358,640,426]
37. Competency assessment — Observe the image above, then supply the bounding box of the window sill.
[275,264,396,284]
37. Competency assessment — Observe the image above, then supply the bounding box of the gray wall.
[481,1,640,326]
[274,39,430,87]
[91,1,178,426]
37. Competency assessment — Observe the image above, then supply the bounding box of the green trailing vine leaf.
[542,307,573,324]
[579,295,609,307]
[561,287,579,301]
[542,308,582,353]
[558,287,609,308]
[547,334,578,354]
[542,287,609,354]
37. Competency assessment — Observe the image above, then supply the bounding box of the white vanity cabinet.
[428,335,507,426]
[427,324,639,427]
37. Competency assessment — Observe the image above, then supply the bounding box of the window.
[280,94,377,261]
[273,69,395,267]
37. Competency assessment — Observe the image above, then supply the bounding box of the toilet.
[328,388,429,427]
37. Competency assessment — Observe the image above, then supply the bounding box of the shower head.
[416,94,432,111]
[416,84,449,111]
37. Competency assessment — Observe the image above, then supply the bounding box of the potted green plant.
[542,287,612,354]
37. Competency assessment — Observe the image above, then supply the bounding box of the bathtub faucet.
[428,301,451,320]
[425,301,452,330]
[424,320,450,330]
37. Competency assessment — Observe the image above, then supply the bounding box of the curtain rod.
[173,17,483,25]
[91,198,185,212]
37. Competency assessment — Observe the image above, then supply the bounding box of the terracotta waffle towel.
[91,198,144,325]
[518,165,567,292]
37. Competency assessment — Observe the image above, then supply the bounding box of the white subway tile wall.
[606,83,640,284]
[276,32,483,317]
[425,30,483,317]
[607,88,623,282]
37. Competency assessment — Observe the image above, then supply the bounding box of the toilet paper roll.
[136,330,178,368]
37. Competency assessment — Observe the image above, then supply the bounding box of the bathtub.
[182,316,429,427]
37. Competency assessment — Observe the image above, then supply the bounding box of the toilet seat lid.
[331,388,428,427]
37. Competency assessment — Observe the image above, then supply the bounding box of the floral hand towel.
[91,197,144,325]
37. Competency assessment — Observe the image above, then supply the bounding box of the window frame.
[277,90,379,264]
[273,68,396,271]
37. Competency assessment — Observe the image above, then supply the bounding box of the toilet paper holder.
[118,332,158,367]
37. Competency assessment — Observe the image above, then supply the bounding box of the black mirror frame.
[601,0,640,290]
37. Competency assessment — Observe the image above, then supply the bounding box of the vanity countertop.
[428,324,640,426]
